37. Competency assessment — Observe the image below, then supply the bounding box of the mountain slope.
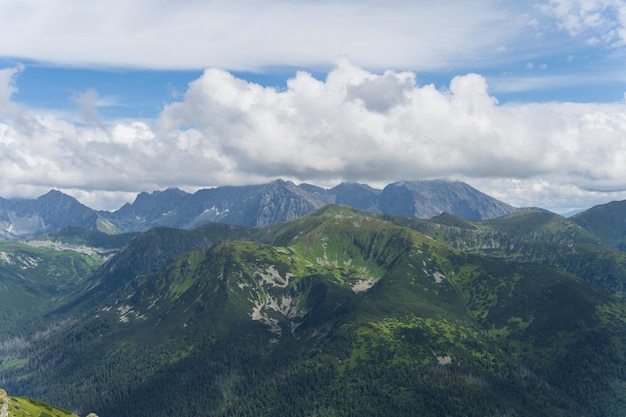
[0,389,80,417]
[104,179,326,231]
[0,190,119,239]
[299,182,382,212]
[4,207,626,416]
[378,180,517,220]
[571,200,626,250]
[484,209,599,244]
[103,187,190,231]
[387,209,626,298]
[52,222,255,315]
[0,238,107,337]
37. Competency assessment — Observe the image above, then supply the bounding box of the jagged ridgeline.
[3,206,626,417]
[0,179,517,240]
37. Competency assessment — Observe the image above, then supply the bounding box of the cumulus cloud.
[346,70,415,113]
[1,62,626,212]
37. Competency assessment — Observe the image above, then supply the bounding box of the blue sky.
[0,0,625,213]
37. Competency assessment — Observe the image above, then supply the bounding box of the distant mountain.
[299,180,516,220]
[571,200,626,250]
[103,179,326,230]
[377,180,516,219]
[102,179,518,232]
[0,190,119,240]
[0,179,518,240]
[4,206,626,416]
[105,187,190,231]
[299,182,382,212]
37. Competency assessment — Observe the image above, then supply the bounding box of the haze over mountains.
[0,179,517,240]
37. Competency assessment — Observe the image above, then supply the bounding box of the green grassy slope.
[0,240,104,336]
[571,200,626,250]
[388,209,626,298]
[3,206,626,416]
[0,388,79,417]
[51,223,254,315]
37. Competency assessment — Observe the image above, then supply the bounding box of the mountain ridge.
[0,179,518,240]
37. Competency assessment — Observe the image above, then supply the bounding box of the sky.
[0,0,625,214]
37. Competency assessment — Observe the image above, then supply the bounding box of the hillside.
[51,222,255,316]
[0,240,107,337]
[571,200,626,250]
[0,389,82,417]
[387,209,626,298]
[2,206,625,416]
[0,191,119,240]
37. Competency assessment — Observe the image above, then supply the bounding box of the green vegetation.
[0,389,79,417]
[2,206,626,416]
[0,240,104,335]
[389,209,626,298]
[571,200,626,250]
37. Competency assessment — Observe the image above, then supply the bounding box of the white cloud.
[1,61,626,212]
[74,88,103,127]
[541,0,626,46]
[0,0,528,71]
[0,64,25,120]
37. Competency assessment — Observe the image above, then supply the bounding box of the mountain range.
[3,180,626,416]
[2,202,626,416]
[0,179,516,240]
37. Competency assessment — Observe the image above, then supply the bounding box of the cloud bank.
[1,60,626,213]
[0,0,530,71]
